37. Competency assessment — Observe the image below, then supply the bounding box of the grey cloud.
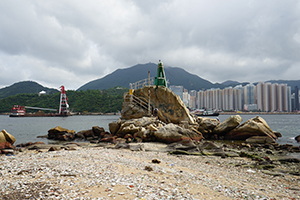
[0,0,299,89]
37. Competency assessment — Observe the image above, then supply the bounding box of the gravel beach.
[0,143,299,200]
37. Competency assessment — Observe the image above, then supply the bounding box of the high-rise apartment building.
[244,84,255,105]
[172,82,292,112]
[295,86,299,111]
[256,82,264,111]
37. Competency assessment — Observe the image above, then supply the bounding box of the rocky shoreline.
[0,141,299,199]
[1,110,300,199]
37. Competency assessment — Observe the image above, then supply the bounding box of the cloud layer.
[1,0,300,90]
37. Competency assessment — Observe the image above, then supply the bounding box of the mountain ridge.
[0,81,59,99]
[77,63,224,91]
[1,63,300,98]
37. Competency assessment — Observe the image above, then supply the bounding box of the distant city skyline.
[170,82,300,112]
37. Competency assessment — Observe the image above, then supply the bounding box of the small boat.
[191,109,219,116]
[196,111,219,116]
[10,105,26,117]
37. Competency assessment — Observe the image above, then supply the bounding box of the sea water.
[0,114,299,147]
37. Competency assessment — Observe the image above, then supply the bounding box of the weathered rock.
[245,136,276,144]
[16,141,45,148]
[277,156,300,163]
[116,117,156,137]
[274,131,282,138]
[1,149,14,155]
[76,129,94,139]
[213,115,242,135]
[198,141,219,150]
[164,140,197,152]
[48,126,76,141]
[117,124,140,137]
[295,135,300,143]
[154,123,203,143]
[92,126,105,136]
[109,121,121,134]
[133,127,150,141]
[0,142,14,150]
[0,129,16,144]
[197,117,219,139]
[202,148,226,157]
[225,116,277,141]
[122,86,195,124]
[129,144,145,151]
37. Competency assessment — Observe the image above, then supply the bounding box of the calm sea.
[0,114,299,147]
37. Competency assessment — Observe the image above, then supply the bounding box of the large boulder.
[225,116,277,141]
[154,123,203,143]
[92,126,105,137]
[116,117,157,137]
[122,86,195,124]
[48,126,76,141]
[0,129,16,144]
[109,121,121,134]
[213,115,242,135]
[197,117,220,139]
[0,141,14,150]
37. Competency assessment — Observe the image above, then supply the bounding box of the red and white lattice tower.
[59,86,69,115]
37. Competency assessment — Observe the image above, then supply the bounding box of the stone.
[76,129,94,139]
[213,115,242,135]
[0,142,14,150]
[274,131,282,138]
[129,144,145,151]
[277,156,300,163]
[109,121,121,134]
[1,149,14,155]
[225,116,277,141]
[164,140,197,152]
[199,141,219,150]
[148,124,158,131]
[245,136,276,144]
[116,124,140,137]
[48,126,76,141]
[197,117,219,139]
[295,135,300,143]
[92,126,105,136]
[0,129,16,144]
[154,123,203,143]
[16,141,45,148]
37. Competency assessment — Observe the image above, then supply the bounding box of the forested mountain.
[0,81,59,99]
[77,63,224,91]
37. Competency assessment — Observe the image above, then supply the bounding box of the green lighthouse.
[154,60,167,87]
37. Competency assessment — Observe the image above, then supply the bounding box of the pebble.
[0,147,299,199]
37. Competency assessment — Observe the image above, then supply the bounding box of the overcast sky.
[1,0,300,90]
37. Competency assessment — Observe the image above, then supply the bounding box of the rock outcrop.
[213,115,242,135]
[0,129,16,144]
[109,117,203,143]
[224,116,277,141]
[48,126,76,141]
[0,130,16,154]
[121,86,195,124]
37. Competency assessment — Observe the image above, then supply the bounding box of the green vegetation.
[0,81,58,99]
[0,87,128,114]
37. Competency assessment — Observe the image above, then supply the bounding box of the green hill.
[0,81,59,99]
[0,86,128,113]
